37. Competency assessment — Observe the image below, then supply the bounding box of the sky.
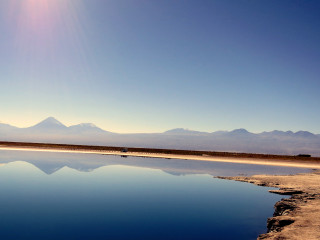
[0,0,320,133]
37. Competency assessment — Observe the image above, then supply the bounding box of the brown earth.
[217,171,320,239]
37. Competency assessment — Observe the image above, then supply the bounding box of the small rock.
[274,199,297,216]
[267,216,295,232]
[269,189,303,195]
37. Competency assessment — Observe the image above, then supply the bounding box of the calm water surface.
[0,150,310,240]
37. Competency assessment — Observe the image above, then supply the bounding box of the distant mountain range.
[1,117,320,156]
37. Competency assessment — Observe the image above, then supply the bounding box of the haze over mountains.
[1,117,320,156]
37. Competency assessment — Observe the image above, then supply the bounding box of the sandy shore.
[218,171,320,239]
[1,145,320,169]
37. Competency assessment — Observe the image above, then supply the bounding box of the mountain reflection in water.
[0,150,311,176]
[0,149,303,240]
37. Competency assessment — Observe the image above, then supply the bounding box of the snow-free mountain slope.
[68,123,109,134]
[164,128,207,135]
[28,117,67,131]
[0,123,17,131]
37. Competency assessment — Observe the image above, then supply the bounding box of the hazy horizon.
[2,116,320,157]
[1,116,320,135]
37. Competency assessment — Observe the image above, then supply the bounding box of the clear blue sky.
[1,0,319,133]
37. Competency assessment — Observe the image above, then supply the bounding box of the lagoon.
[0,150,310,239]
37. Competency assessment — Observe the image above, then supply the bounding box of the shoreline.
[217,171,320,239]
[1,145,320,169]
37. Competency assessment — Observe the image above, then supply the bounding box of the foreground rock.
[217,171,320,240]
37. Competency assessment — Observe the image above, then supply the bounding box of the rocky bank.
[217,171,320,239]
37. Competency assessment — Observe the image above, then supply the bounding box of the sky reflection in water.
[0,150,308,240]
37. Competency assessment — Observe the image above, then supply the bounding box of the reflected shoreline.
[1,144,320,169]
[0,149,312,177]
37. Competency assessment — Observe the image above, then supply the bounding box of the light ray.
[6,0,90,96]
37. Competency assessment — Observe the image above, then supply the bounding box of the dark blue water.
[0,150,304,240]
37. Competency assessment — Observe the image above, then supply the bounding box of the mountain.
[164,128,206,135]
[0,117,320,156]
[294,131,316,138]
[260,130,294,137]
[0,123,17,131]
[260,130,317,138]
[28,117,67,132]
[0,123,18,139]
[68,123,108,134]
[227,128,254,136]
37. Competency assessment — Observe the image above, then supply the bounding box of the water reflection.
[0,150,295,240]
[0,149,311,176]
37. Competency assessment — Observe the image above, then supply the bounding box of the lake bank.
[218,171,320,239]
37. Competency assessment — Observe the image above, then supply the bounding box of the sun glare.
[8,0,85,55]
[6,0,88,88]
[17,0,67,32]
